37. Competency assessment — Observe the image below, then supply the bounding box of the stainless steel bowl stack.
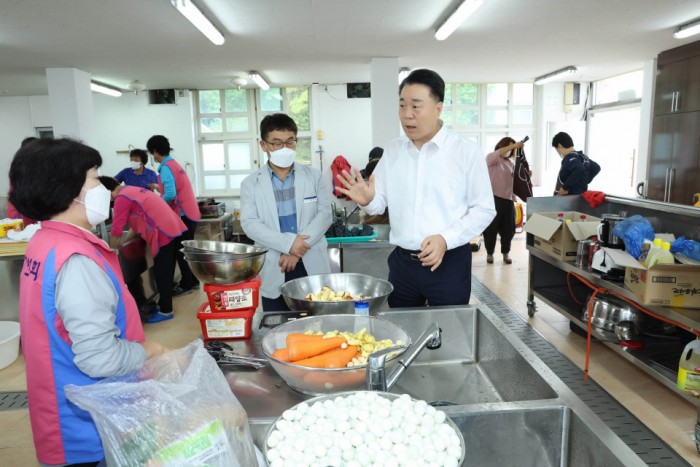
[280,273,393,315]
[181,240,267,284]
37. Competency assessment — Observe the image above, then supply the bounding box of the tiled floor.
[1,232,698,465]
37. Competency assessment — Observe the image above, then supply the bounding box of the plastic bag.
[611,215,655,260]
[65,339,257,467]
[671,236,700,261]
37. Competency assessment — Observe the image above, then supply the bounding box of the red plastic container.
[204,275,261,312]
[196,302,254,340]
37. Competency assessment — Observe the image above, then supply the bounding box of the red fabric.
[582,190,606,208]
[331,155,351,199]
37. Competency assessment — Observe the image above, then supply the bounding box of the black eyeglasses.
[264,138,297,150]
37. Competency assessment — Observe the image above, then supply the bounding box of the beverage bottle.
[354,300,369,316]
[649,241,674,266]
[557,212,565,222]
[643,238,664,267]
[579,214,587,222]
[637,238,654,263]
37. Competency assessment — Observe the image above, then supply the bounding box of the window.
[194,86,311,195]
[594,70,643,106]
[442,82,535,154]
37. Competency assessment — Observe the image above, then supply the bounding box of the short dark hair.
[399,69,445,103]
[21,137,38,147]
[552,132,574,149]
[99,176,121,192]
[130,148,148,165]
[146,135,171,156]
[495,137,516,151]
[260,114,298,141]
[9,138,102,221]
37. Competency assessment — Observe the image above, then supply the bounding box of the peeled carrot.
[285,333,323,348]
[292,345,360,368]
[272,348,291,362]
[288,336,347,362]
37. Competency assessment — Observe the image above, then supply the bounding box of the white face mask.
[269,147,296,168]
[505,151,513,158]
[130,161,141,170]
[76,185,111,226]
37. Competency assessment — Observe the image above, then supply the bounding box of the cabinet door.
[655,56,700,115]
[648,115,675,201]
[654,61,684,116]
[668,112,700,205]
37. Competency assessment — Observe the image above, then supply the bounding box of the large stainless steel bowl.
[263,391,465,466]
[280,273,393,315]
[261,314,410,395]
[181,240,267,259]
[183,254,265,284]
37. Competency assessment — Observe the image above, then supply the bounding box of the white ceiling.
[2,0,700,96]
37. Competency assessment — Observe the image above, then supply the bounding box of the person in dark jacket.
[552,132,600,195]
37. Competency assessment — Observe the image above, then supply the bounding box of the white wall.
[0,97,36,195]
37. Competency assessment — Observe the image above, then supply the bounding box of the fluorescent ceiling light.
[90,81,122,97]
[434,0,484,41]
[398,67,411,82]
[249,72,270,90]
[533,66,577,85]
[674,19,700,39]
[170,0,225,46]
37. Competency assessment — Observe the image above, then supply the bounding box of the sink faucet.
[366,322,442,392]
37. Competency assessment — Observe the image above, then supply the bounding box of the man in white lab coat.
[240,113,332,310]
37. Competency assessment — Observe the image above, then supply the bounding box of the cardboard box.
[525,211,600,262]
[605,248,700,309]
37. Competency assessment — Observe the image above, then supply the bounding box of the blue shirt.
[268,164,297,234]
[157,156,177,204]
[114,167,158,189]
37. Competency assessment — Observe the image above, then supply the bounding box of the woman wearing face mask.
[114,148,158,190]
[9,138,170,467]
[483,137,525,265]
[240,113,332,311]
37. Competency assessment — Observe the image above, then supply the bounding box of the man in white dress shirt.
[337,69,495,306]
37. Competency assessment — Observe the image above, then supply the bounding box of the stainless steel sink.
[442,403,637,467]
[378,307,558,404]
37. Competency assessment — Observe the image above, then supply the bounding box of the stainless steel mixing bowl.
[261,314,410,395]
[280,273,393,315]
[181,240,267,258]
[183,254,265,284]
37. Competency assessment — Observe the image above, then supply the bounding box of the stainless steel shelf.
[528,246,700,331]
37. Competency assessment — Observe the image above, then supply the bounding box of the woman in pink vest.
[9,138,170,467]
[99,176,187,323]
[146,135,201,297]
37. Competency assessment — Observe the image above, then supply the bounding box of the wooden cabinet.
[647,40,700,205]
[648,112,700,204]
[654,41,700,116]
[654,55,700,115]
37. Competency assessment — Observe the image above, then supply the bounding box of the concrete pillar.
[370,58,400,148]
[46,68,96,146]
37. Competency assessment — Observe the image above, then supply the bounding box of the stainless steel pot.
[582,294,647,333]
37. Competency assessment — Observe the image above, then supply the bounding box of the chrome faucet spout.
[366,322,442,392]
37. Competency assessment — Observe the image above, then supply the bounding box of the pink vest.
[112,186,187,256]
[157,158,201,221]
[19,221,144,464]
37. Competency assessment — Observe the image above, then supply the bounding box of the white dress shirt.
[364,124,495,251]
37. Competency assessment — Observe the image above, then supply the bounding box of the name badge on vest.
[304,196,318,204]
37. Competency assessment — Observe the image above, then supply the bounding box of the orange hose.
[564,271,700,381]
